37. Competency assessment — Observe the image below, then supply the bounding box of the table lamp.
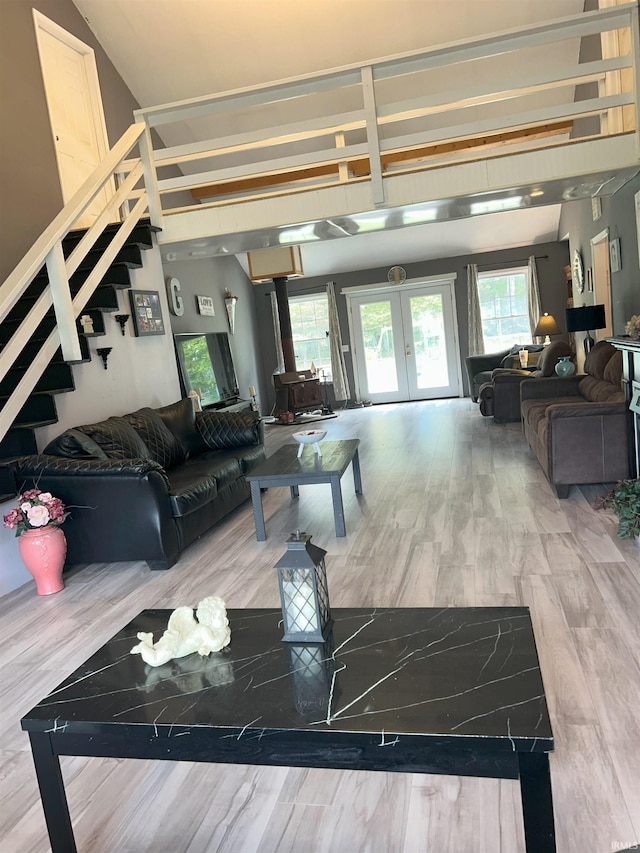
[565,304,606,355]
[534,313,560,345]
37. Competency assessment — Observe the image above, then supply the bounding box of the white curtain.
[270,291,284,372]
[467,263,484,355]
[527,256,542,339]
[326,281,350,401]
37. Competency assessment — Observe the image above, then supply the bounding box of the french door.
[347,279,461,404]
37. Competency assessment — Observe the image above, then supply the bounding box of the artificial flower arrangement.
[3,489,69,537]
[624,314,640,340]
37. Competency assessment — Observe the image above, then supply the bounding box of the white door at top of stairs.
[33,10,116,229]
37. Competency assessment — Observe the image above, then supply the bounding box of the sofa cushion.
[184,451,243,489]
[124,407,187,469]
[577,375,624,403]
[155,398,206,457]
[44,428,109,460]
[166,467,218,517]
[196,411,260,449]
[75,417,152,461]
[603,349,623,387]
[234,443,267,474]
[165,452,243,517]
[521,397,580,433]
[583,340,615,379]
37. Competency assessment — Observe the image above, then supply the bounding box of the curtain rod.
[464,254,549,270]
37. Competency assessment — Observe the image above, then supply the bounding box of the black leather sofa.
[9,398,265,569]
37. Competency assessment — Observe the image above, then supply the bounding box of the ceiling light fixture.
[403,208,438,224]
[470,196,523,215]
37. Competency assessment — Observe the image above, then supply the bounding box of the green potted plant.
[594,479,640,539]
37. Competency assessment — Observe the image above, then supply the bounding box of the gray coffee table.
[246,438,362,539]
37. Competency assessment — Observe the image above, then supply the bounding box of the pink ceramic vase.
[18,525,66,595]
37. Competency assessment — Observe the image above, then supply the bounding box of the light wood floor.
[1,400,639,853]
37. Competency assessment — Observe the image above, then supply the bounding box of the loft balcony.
[129,3,640,255]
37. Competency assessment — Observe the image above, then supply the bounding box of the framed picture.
[128,290,165,336]
[609,237,621,273]
[196,295,215,316]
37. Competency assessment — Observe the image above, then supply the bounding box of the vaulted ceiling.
[74,0,589,275]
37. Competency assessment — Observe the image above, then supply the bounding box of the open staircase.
[0,220,158,458]
[0,217,160,501]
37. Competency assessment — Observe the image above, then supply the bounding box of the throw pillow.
[124,407,187,469]
[76,417,152,461]
[155,398,205,457]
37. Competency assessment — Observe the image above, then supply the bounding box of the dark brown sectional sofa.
[520,341,628,498]
[9,397,265,569]
[478,340,572,422]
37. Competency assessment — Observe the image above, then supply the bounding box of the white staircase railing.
[1,2,638,445]
[0,125,150,441]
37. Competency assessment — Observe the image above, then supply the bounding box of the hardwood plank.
[1,399,638,852]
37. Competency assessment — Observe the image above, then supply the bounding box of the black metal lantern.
[275,531,332,643]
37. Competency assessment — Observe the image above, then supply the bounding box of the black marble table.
[21,607,555,852]
[246,439,362,539]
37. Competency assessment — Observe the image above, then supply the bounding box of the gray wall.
[0,0,141,282]
[254,239,571,406]
[558,172,640,336]
[162,255,264,402]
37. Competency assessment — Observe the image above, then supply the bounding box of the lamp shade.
[565,304,606,333]
[534,313,560,338]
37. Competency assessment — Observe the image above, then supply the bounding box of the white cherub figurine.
[130,596,231,667]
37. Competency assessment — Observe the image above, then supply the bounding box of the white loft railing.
[136,2,640,213]
[1,2,638,444]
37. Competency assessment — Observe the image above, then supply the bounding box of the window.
[477,267,531,351]
[288,293,332,378]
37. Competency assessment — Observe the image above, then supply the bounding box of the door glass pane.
[409,294,449,388]
[359,301,398,393]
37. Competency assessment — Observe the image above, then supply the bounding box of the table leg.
[290,485,299,499]
[351,449,363,495]
[250,481,266,541]
[517,752,556,853]
[29,732,77,853]
[330,475,346,536]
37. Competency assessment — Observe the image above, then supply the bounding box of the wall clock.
[572,250,584,293]
[387,265,406,285]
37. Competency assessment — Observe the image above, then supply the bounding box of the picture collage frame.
[128,290,165,336]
